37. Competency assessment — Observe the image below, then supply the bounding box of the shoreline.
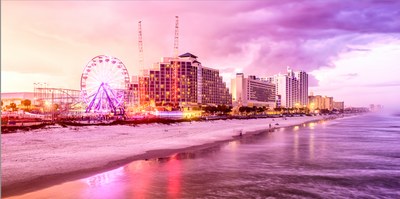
[0,114,342,134]
[1,114,362,197]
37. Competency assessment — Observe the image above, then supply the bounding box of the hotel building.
[333,101,344,111]
[129,53,232,106]
[231,73,276,108]
[294,70,308,106]
[308,91,334,111]
[265,67,308,108]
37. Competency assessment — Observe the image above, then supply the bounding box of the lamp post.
[200,103,202,118]
[45,101,49,121]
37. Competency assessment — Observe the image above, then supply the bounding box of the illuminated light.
[81,167,124,186]
[294,126,299,130]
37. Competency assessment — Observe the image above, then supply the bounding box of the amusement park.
[1,16,234,124]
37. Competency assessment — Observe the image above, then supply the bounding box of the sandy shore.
[1,114,354,196]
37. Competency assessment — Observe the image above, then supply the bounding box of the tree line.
[1,99,31,111]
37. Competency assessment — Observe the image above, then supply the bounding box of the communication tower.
[138,21,146,105]
[172,16,179,106]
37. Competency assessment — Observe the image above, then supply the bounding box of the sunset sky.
[2,1,400,108]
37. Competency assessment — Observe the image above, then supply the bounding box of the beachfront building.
[368,104,383,112]
[333,101,345,111]
[127,76,139,106]
[293,70,308,106]
[369,104,375,112]
[308,91,321,112]
[324,96,334,111]
[129,53,232,107]
[266,74,298,108]
[308,91,334,111]
[231,73,276,108]
[264,67,308,108]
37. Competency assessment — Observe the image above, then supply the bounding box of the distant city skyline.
[2,1,400,108]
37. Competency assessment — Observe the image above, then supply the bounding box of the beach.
[1,114,347,194]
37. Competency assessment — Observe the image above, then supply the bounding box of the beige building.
[333,101,344,111]
[324,96,334,111]
[308,91,334,111]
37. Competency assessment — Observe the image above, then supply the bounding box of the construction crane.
[172,16,179,106]
[138,21,146,105]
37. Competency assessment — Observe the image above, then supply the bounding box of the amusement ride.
[80,55,130,114]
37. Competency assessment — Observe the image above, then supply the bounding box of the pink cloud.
[2,1,400,108]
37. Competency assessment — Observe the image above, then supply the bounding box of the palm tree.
[252,106,257,115]
[10,102,17,111]
[227,106,233,115]
[239,106,246,115]
[257,107,264,114]
[22,99,31,111]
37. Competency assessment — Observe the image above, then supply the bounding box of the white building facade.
[231,73,276,108]
[294,70,308,106]
[264,67,308,108]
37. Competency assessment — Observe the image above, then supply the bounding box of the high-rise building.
[294,71,308,106]
[264,67,308,108]
[324,96,334,111]
[231,73,276,108]
[267,75,298,108]
[129,53,232,106]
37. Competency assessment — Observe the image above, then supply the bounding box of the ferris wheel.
[81,55,130,114]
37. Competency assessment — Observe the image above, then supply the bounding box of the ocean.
[5,112,400,199]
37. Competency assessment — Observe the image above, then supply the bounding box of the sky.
[2,1,400,108]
